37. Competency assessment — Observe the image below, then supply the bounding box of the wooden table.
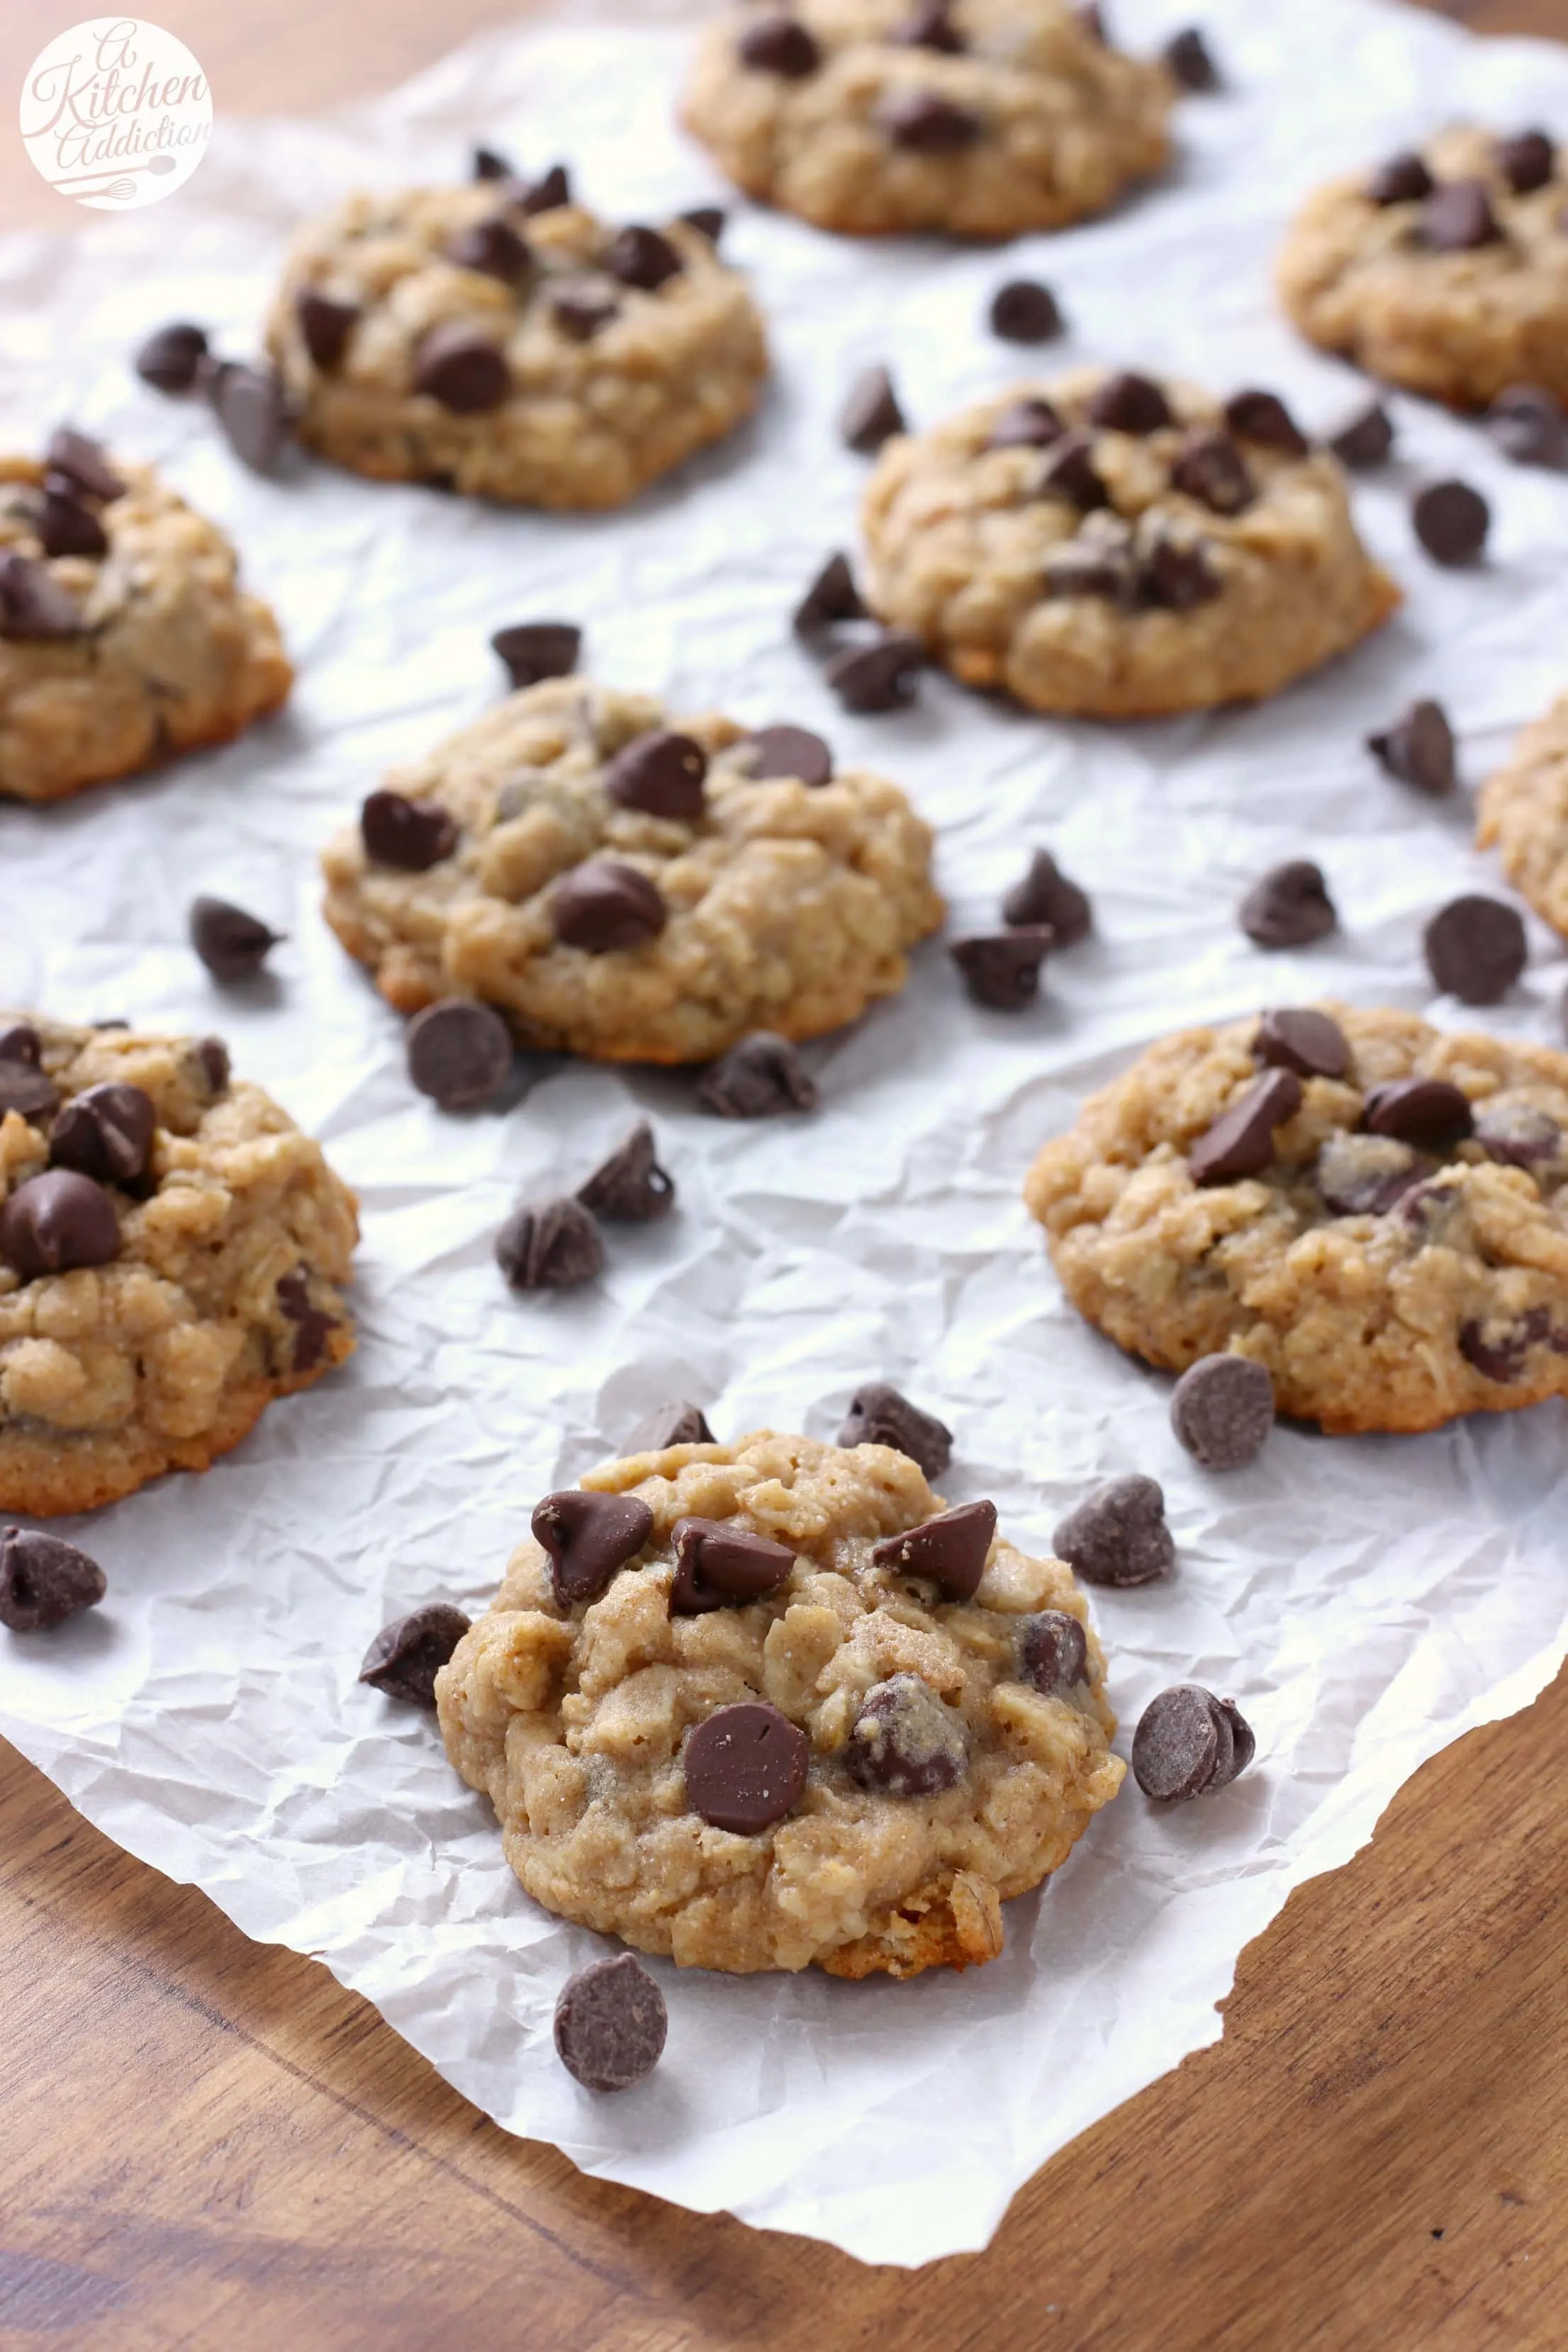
[2,4,1567,2343]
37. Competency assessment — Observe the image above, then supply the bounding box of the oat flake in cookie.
[1025,1003,1568,1435]
[436,1431,1123,1976]
[1477,692,1568,943]
[320,676,942,1062]
[0,437,291,803]
[0,1015,357,1516]
[858,368,1397,717]
[264,183,767,507]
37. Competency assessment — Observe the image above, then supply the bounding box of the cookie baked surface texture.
[681,0,1173,238]
[265,191,767,507]
[0,449,291,803]
[437,1432,1123,1976]
[320,677,943,1061]
[858,369,1398,717]
[1277,126,1568,407]
[0,1017,357,1513]
[1026,1005,1568,1435]
[1477,693,1568,938]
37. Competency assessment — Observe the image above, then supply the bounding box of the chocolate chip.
[741,724,834,787]
[1253,1007,1349,1080]
[0,552,83,641]
[1421,178,1501,250]
[412,325,510,413]
[880,91,981,153]
[1474,1102,1560,1167]
[577,1121,675,1223]
[1367,151,1433,205]
[491,620,581,688]
[205,362,290,472]
[1132,1685,1249,1800]
[989,280,1063,343]
[989,396,1067,453]
[1138,528,1221,610]
[1002,849,1091,945]
[517,164,571,215]
[1460,1310,1552,1384]
[276,1267,335,1370]
[495,1196,605,1292]
[357,1603,471,1704]
[737,12,822,74]
[1017,1611,1089,1699]
[1316,1132,1421,1217]
[405,999,513,1110]
[189,894,282,982]
[1329,400,1394,469]
[1367,699,1455,795]
[1423,894,1527,1005]
[895,0,964,50]
[554,1955,667,2093]
[793,554,865,637]
[37,491,108,559]
[605,225,683,291]
[825,632,924,712]
[870,1499,997,1604]
[0,1529,106,1633]
[950,927,1054,1010]
[1222,389,1308,455]
[1163,25,1220,89]
[1039,430,1108,510]
[845,1674,968,1796]
[1239,861,1337,948]
[1053,1474,1173,1588]
[1043,523,1134,602]
[48,1083,155,1186]
[683,1700,810,1832]
[196,1036,230,1097]
[1085,372,1172,433]
[0,1025,41,1066]
[841,365,906,454]
[1188,1069,1303,1185]
[697,1032,817,1118]
[0,1170,120,1280]
[605,729,707,819]
[1413,476,1490,566]
[669,1516,795,1614]
[1486,383,1567,468]
[1362,1076,1473,1146]
[1495,129,1555,194]
[532,1489,654,1606]
[472,145,515,180]
[551,860,666,953]
[45,428,123,502]
[1170,427,1255,515]
[447,215,533,286]
[135,320,209,393]
[1170,1354,1275,1470]
[836,1382,952,1478]
[680,206,726,244]
[295,289,359,369]
[627,1401,714,1451]
[0,1060,60,1120]
[361,789,457,871]
[550,282,621,341]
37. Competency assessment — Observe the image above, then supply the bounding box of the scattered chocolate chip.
[1170,1354,1275,1470]
[1039,429,1107,509]
[697,1032,817,1118]
[605,225,684,291]
[551,860,666,953]
[472,145,515,180]
[1163,25,1220,89]
[1421,177,1501,250]
[0,1529,106,1633]
[1188,1068,1303,1185]
[1486,382,1567,468]
[205,362,290,472]
[989,396,1067,452]
[845,1674,968,1796]
[1053,1474,1174,1589]
[577,1121,675,1223]
[0,1059,60,1120]
[554,1955,666,2093]
[1367,151,1433,206]
[295,289,359,369]
[516,164,571,215]
[1316,1132,1421,1217]
[1085,371,1172,433]
[840,365,906,454]
[405,999,513,1110]
[447,215,533,286]
[836,1382,952,1477]
[1460,1309,1552,1384]
[793,553,865,637]
[1362,1076,1473,1146]
[549,282,621,341]
[189,894,282,982]
[495,1196,606,1292]
[1170,426,1255,515]
[741,724,834,787]
[491,620,581,688]
[880,90,981,153]
[989,279,1063,343]
[683,1700,810,1832]
[680,206,726,243]
[737,11,822,74]
[135,320,209,393]
[0,1169,120,1280]
[1423,894,1527,1005]
[1413,476,1491,566]
[1018,1610,1089,1699]
[357,1603,471,1704]
[950,927,1055,1010]
[532,1489,654,1606]
[871,1500,997,1604]
[361,789,458,871]
[0,1025,41,1065]
[0,552,83,641]
[37,491,108,559]
[1330,399,1394,469]
[670,1516,795,1614]
[276,1267,335,1370]
[825,631,924,712]
[48,1083,155,1185]
[196,1036,230,1097]
[627,1401,714,1451]
[1002,849,1091,945]
[605,729,707,819]
[45,428,123,502]
[1494,128,1555,194]
[1253,1007,1349,1080]
[1133,1684,1250,1800]
[1138,528,1221,610]
[1239,861,1337,948]
[1222,388,1308,456]
[412,325,510,413]
[895,0,964,50]
[1474,1102,1560,1167]
[1367,699,1455,795]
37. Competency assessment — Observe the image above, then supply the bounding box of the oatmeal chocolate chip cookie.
[436,1430,1122,1976]
[0,1014,356,1514]
[1277,125,1568,408]
[1477,691,1568,941]
[0,435,291,803]
[320,676,943,1061]
[680,0,1174,240]
[264,186,767,508]
[858,369,1398,717]
[1025,1004,1568,1435]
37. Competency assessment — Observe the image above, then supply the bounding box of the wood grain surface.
[2,3,1567,2345]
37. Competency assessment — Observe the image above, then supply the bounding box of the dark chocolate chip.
[295,289,359,369]
[1053,1474,1174,1589]
[0,1059,60,1121]
[1486,382,1567,468]
[495,1196,606,1292]
[205,362,290,472]
[491,620,581,688]
[412,325,510,413]
[880,90,981,153]
[550,282,621,341]
[189,894,282,982]
[1138,529,1221,610]
[1460,1306,1553,1384]
[554,1954,667,2093]
[516,164,571,215]
[1421,177,1501,250]
[1413,477,1489,566]
[1003,849,1091,945]
[134,320,209,393]
[605,729,707,819]
[1367,699,1455,795]
[196,1036,230,1097]
[1085,371,1172,433]
[1170,426,1255,515]
[276,1267,335,1371]
[737,12,822,74]
[950,927,1054,1009]
[1367,151,1433,206]
[361,789,458,872]
[1133,1684,1247,1800]
[1188,1069,1304,1185]
[472,145,515,180]
[0,1025,41,1066]
[741,724,834,787]
[0,1528,106,1633]
[0,551,84,642]
[680,206,726,243]
[1494,129,1555,194]
[669,1516,795,1614]
[605,225,684,292]
[895,0,964,50]
[836,1382,952,1478]
[627,1401,714,1451]
[1362,1076,1473,1146]
[844,1674,968,1796]
[48,1083,155,1186]
[1329,399,1394,469]
[824,631,924,712]
[1017,1611,1089,1699]
[697,1032,817,1118]
[1039,429,1107,509]
[532,1489,654,1607]
[0,1169,120,1279]
[357,1602,471,1705]
[1316,1132,1421,1217]
[37,491,108,559]
[683,1700,810,1832]
[1170,1354,1275,1470]
[1253,1007,1350,1080]
[447,215,533,286]
[1239,861,1337,948]
[841,365,906,454]
[1474,1101,1560,1167]
[870,1499,997,1604]
[989,280,1063,344]
[1423,894,1527,1005]
[577,1121,675,1223]
[1163,25,1220,89]
[793,553,866,637]
[1222,389,1308,456]
[551,860,666,953]
[405,999,513,1110]
[45,428,123,503]
[989,396,1067,452]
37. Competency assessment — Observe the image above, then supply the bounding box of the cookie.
[0,1015,357,1513]
[0,437,291,803]
[680,0,1174,240]
[436,1430,1123,1976]
[1477,692,1568,939]
[264,186,768,507]
[1277,125,1568,408]
[320,677,943,1061]
[1025,1003,1568,1435]
[858,369,1399,717]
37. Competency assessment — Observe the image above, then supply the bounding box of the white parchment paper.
[2,0,1568,2268]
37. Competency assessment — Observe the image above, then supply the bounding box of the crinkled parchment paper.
[1,0,1567,2269]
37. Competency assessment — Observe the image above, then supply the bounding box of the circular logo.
[19,18,211,211]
